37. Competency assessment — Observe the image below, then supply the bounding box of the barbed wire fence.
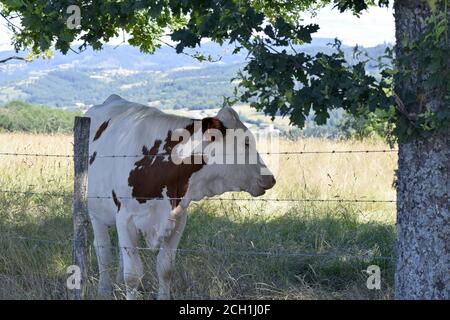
[0,117,398,299]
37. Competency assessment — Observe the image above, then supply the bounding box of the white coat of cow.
[86,95,276,299]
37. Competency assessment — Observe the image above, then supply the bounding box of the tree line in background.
[0,101,81,134]
[0,100,393,140]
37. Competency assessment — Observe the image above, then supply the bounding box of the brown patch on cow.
[93,119,110,141]
[112,190,121,212]
[128,118,226,208]
[89,151,97,165]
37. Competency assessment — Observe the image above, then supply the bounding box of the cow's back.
[86,94,155,139]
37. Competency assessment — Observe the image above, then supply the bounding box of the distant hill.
[0,39,391,111]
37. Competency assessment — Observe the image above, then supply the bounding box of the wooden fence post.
[72,116,91,300]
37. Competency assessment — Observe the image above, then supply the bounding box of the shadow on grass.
[174,202,396,299]
[0,196,396,299]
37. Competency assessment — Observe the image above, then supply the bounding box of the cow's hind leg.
[91,218,113,298]
[116,214,144,300]
[156,210,187,300]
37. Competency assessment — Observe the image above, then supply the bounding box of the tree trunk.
[394,0,450,299]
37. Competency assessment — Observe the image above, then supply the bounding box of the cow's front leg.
[116,214,144,300]
[162,204,185,240]
[157,209,187,299]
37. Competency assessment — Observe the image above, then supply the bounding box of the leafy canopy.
[1,0,448,140]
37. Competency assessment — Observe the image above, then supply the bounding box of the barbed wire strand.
[0,189,396,203]
[0,233,393,261]
[0,152,73,158]
[0,149,398,159]
[94,244,394,261]
[0,233,71,245]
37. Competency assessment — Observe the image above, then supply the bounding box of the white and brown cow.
[86,94,276,299]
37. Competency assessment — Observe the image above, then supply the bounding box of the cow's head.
[179,107,276,201]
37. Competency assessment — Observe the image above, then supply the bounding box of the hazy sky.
[303,5,395,46]
[0,4,394,52]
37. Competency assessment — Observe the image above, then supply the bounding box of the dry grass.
[0,132,397,300]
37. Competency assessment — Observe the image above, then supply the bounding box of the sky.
[0,4,395,52]
[303,4,395,46]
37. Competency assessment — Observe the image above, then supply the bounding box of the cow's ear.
[202,117,226,142]
[202,117,226,135]
[217,107,240,127]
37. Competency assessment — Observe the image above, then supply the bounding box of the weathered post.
[72,116,91,300]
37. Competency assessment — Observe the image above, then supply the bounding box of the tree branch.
[393,92,418,122]
[157,38,222,63]
[0,12,22,31]
[0,56,26,64]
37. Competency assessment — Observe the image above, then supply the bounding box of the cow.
[86,94,276,299]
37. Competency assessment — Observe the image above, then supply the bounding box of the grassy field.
[0,132,397,299]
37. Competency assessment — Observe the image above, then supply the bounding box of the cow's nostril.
[262,176,276,189]
[268,176,276,188]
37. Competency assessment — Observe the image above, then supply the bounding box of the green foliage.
[236,39,393,129]
[333,0,389,14]
[1,0,448,141]
[337,107,396,142]
[0,101,81,133]
[393,1,450,139]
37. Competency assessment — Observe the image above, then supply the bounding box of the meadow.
[0,132,397,299]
